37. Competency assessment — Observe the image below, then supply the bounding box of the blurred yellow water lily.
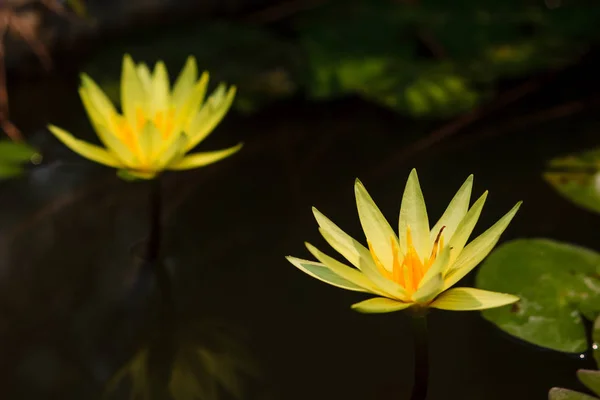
[48,54,242,179]
[286,170,522,313]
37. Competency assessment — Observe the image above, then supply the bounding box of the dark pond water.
[2,26,600,400]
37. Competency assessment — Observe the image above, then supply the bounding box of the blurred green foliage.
[83,0,600,117]
[476,238,600,353]
[66,0,87,17]
[544,148,600,214]
[0,140,41,179]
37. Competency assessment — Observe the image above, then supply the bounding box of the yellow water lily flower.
[286,169,522,313]
[48,54,242,179]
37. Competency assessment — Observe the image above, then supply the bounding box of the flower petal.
[443,201,521,289]
[136,64,153,93]
[305,243,384,295]
[429,175,472,246]
[429,287,519,311]
[185,85,236,152]
[167,143,242,170]
[173,75,209,133]
[313,208,409,301]
[418,244,450,290]
[93,123,137,166]
[411,273,444,304]
[79,74,119,128]
[151,61,170,114]
[398,169,430,260]
[286,256,370,292]
[48,125,120,168]
[351,297,412,314]
[172,57,199,109]
[446,191,488,267]
[354,179,398,271]
[121,54,148,128]
[138,123,163,167]
[156,133,187,170]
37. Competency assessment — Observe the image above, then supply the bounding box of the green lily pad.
[579,370,600,396]
[475,238,600,353]
[544,148,600,215]
[549,370,600,400]
[594,316,600,369]
[549,388,598,400]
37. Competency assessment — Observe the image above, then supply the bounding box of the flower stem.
[147,177,174,312]
[409,313,429,400]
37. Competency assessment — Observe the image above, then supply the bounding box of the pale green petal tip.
[199,71,209,84]
[311,206,326,221]
[351,297,412,314]
[431,288,520,311]
[354,178,366,194]
[406,168,420,188]
[117,169,156,181]
[228,85,237,98]
[79,73,95,87]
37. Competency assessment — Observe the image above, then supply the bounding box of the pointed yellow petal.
[429,175,472,246]
[155,133,187,170]
[305,243,385,295]
[151,61,170,114]
[172,75,209,134]
[94,124,137,165]
[312,209,409,299]
[136,64,153,93]
[79,74,119,127]
[446,191,488,266]
[429,287,519,311]
[79,88,112,132]
[354,179,398,271]
[286,256,371,292]
[412,273,444,303]
[48,125,120,167]
[185,85,236,152]
[351,297,412,313]
[398,169,430,260]
[137,123,162,167]
[313,209,409,300]
[167,143,242,170]
[418,244,450,289]
[121,54,147,128]
[79,90,137,166]
[443,202,521,289]
[172,57,199,109]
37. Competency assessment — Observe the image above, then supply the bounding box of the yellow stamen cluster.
[368,227,445,295]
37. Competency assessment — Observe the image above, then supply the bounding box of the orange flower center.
[368,227,445,295]
[112,107,177,157]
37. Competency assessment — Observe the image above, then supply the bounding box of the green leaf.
[476,238,600,353]
[0,140,39,163]
[549,388,598,400]
[594,316,600,369]
[544,148,600,215]
[0,140,41,180]
[578,370,600,397]
[0,164,24,179]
